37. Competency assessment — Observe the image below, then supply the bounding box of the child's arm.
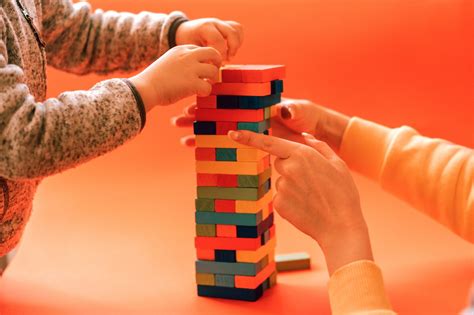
[41,0,185,74]
[0,13,220,179]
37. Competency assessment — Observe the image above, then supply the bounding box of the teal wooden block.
[215,274,235,287]
[195,198,215,212]
[195,211,263,226]
[237,120,271,133]
[216,148,237,161]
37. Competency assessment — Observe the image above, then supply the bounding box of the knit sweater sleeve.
[40,0,186,75]
[0,13,145,180]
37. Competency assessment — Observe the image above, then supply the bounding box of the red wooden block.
[221,65,286,83]
[211,81,272,96]
[196,108,264,122]
[196,248,215,260]
[216,174,238,187]
[216,225,237,237]
[196,174,218,186]
[196,96,216,108]
[195,148,216,161]
[195,226,275,250]
[216,122,237,135]
[215,200,236,213]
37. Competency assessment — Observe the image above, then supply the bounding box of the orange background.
[0,0,473,314]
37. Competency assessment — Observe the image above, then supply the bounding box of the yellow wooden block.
[195,159,267,175]
[237,238,276,263]
[237,148,269,162]
[195,135,250,149]
[236,191,273,213]
[196,273,215,286]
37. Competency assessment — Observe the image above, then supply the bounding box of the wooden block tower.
[193,65,285,301]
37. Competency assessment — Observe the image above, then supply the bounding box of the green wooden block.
[215,274,235,288]
[195,211,263,226]
[196,224,216,237]
[197,182,270,201]
[264,106,272,119]
[237,120,271,133]
[196,255,268,276]
[195,198,215,212]
[216,148,237,161]
[238,167,272,188]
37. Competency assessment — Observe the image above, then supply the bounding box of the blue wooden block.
[215,274,235,287]
[271,80,284,94]
[216,93,281,109]
[215,250,237,262]
[237,213,274,238]
[216,148,237,161]
[194,121,216,135]
[197,283,263,301]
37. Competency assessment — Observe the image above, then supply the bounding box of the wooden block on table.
[197,179,270,201]
[195,226,275,250]
[196,224,216,237]
[197,284,263,301]
[195,198,215,212]
[269,271,277,288]
[196,95,217,108]
[215,274,235,288]
[195,159,269,175]
[195,148,216,161]
[237,213,274,238]
[196,255,268,276]
[221,65,286,83]
[236,237,276,263]
[195,210,263,226]
[235,262,276,289]
[238,166,272,187]
[215,148,237,161]
[275,252,311,272]
[215,250,237,262]
[196,108,265,122]
[216,224,237,237]
[196,273,215,286]
[216,93,281,109]
[196,248,215,261]
[237,148,270,162]
[195,135,250,148]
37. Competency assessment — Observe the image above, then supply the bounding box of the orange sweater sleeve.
[340,117,473,242]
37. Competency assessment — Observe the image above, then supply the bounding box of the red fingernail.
[280,106,292,120]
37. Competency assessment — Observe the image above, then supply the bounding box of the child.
[0,0,243,265]
[174,99,472,314]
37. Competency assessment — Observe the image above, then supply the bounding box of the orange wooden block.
[195,159,269,175]
[195,135,251,149]
[195,226,275,250]
[221,65,286,83]
[216,225,237,237]
[211,82,272,96]
[236,237,276,263]
[235,261,276,289]
[237,148,269,162]
[196,248,215,260]
[235,191,273,214]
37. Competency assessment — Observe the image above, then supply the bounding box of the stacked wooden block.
[193,65,285,301]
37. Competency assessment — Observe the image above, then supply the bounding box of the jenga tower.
[193,65,285,301]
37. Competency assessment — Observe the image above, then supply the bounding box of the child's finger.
[193,47,223,68]
[214,21,241,58]
[226,21,244,46]
[171,115,195,127]
[195,79,213,97]
[197,63,220,83]
[180,135,196,147]
[201,27,228,60]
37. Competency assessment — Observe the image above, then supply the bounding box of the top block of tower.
[220,65,286,83]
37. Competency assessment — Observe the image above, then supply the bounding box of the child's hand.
[228,130,373,275]
[129,45,222,111]
[175,19,243,61]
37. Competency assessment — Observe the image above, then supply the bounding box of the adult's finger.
[214,21,241,58]
[184,103,197,116]
[193,46,223,68]
[302,133,337,160]
[228,130,301,159]
[180,135,196,147]
[171,115,195,127]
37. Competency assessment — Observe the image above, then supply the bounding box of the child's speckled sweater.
[0,0,186,256]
